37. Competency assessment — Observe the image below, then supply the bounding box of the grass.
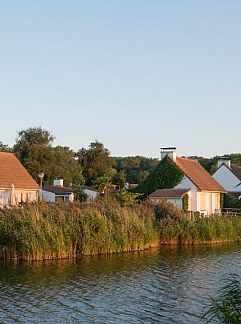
[157,201,241,245]
[1,199,241,261]
[0,200,159,261]
[203,274,241,323]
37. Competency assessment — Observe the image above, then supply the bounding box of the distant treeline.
[1,126,241,189]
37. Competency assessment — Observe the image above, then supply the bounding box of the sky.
[1,1,241,158]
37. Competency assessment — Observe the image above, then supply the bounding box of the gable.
[175,175,197,190]
[0,152,39,190]
[213,164,241,192]
[175,157,225,192]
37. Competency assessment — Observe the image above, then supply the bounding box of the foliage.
[204,274,241,323]
[154,200,182,221]
[115,190,142,207]
[0,141,12,152]
[188,154,241,174]
[112,156,159,184]
[93,174,114,198]
[77,141,113,186]
[220,193,225,210]
[224,194,241,209]
[111,171,126,189]
[158,212,241,243]
[73,186,88,202]
[182,193,189,212]
[13,127,83,186]
[134,156,184,196]
[0,201,159,261]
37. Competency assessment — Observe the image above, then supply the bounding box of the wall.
[84,189,98,200]
[150,197,183,209]
[198,192,221,216]
[213,165,240,192]
[42,190,55,203]
[0,189,38,207]
[175,176,197,211]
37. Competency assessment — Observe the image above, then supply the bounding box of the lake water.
[1,244,241,323]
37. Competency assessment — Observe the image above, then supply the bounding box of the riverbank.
[1,201,241,261]
[0,201,159,261]
[159,213,241,245]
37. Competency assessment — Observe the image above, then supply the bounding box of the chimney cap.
[218,156,230,160]
[160,147,176,151]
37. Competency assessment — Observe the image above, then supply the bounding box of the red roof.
[175,157,225,192]
[0,152,39,190]
[149,188,190,198]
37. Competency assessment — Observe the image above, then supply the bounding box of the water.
[0,244,241,323]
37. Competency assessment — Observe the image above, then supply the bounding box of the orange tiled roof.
[0,152,39,190]
[149,188,190,198]
[175,157,225,192]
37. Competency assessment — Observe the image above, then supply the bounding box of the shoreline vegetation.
[0,200,240,261]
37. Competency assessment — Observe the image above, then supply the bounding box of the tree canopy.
[13,127,83,186]
[77,141,113,186]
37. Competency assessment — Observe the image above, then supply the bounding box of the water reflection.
[0,244,241,323]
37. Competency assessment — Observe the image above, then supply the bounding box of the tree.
[112,156,159,184]
[134,156,184,196]
[77,141,113,186]
[111,171,126,190]
[13,127,83,186]
[0,141,12,152]
[93,174,114,199]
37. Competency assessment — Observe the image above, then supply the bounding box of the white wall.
[42,191,74,203]
[198,192,221,216]
[42,190,55,203]
[213,165,240,192]
[84,189,98,200]
[149,197,183,209]
[0,189,38,207]
[175,176,197,211]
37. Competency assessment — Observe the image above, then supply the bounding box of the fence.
[222,208,241,217]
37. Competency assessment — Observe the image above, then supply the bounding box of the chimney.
[217,157,231,169]
[160,147,177,161]
[53,178,64,187]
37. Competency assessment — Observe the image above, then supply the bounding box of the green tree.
[134,156,184,196]
[13,127,83,186]
[77,141,113,186]
[111,171,126,190]
[0,141,12,152]
[94,174,114,199]
[113,156,159,184]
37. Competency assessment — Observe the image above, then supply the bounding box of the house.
[213,157,241,198]
[149,148,226,215]
[42,179,99,203]
[42,179,74,203]
[0,152,39,207]
[83,187,99,200]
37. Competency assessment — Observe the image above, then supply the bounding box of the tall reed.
[159,214,241,244]
[0,200,159,261]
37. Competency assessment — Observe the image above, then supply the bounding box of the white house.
[42,179,99,203]
[0,152,39,207]
[213,158,241,197]
[83,187,99,201]
[149,148,226,216]
[42,179,74,203]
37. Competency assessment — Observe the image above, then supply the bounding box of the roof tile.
[0,152,39,190]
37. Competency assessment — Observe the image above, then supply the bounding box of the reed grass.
[159,214,241,244]
[0,200,159,261]
[203,274,241,323]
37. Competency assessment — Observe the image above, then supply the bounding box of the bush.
[204,274,241,323]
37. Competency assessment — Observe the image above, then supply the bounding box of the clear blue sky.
[1,1,241,158]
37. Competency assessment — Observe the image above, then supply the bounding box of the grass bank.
[0,201,159,261]
[1,200,241,261]
[159,215,241,245]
